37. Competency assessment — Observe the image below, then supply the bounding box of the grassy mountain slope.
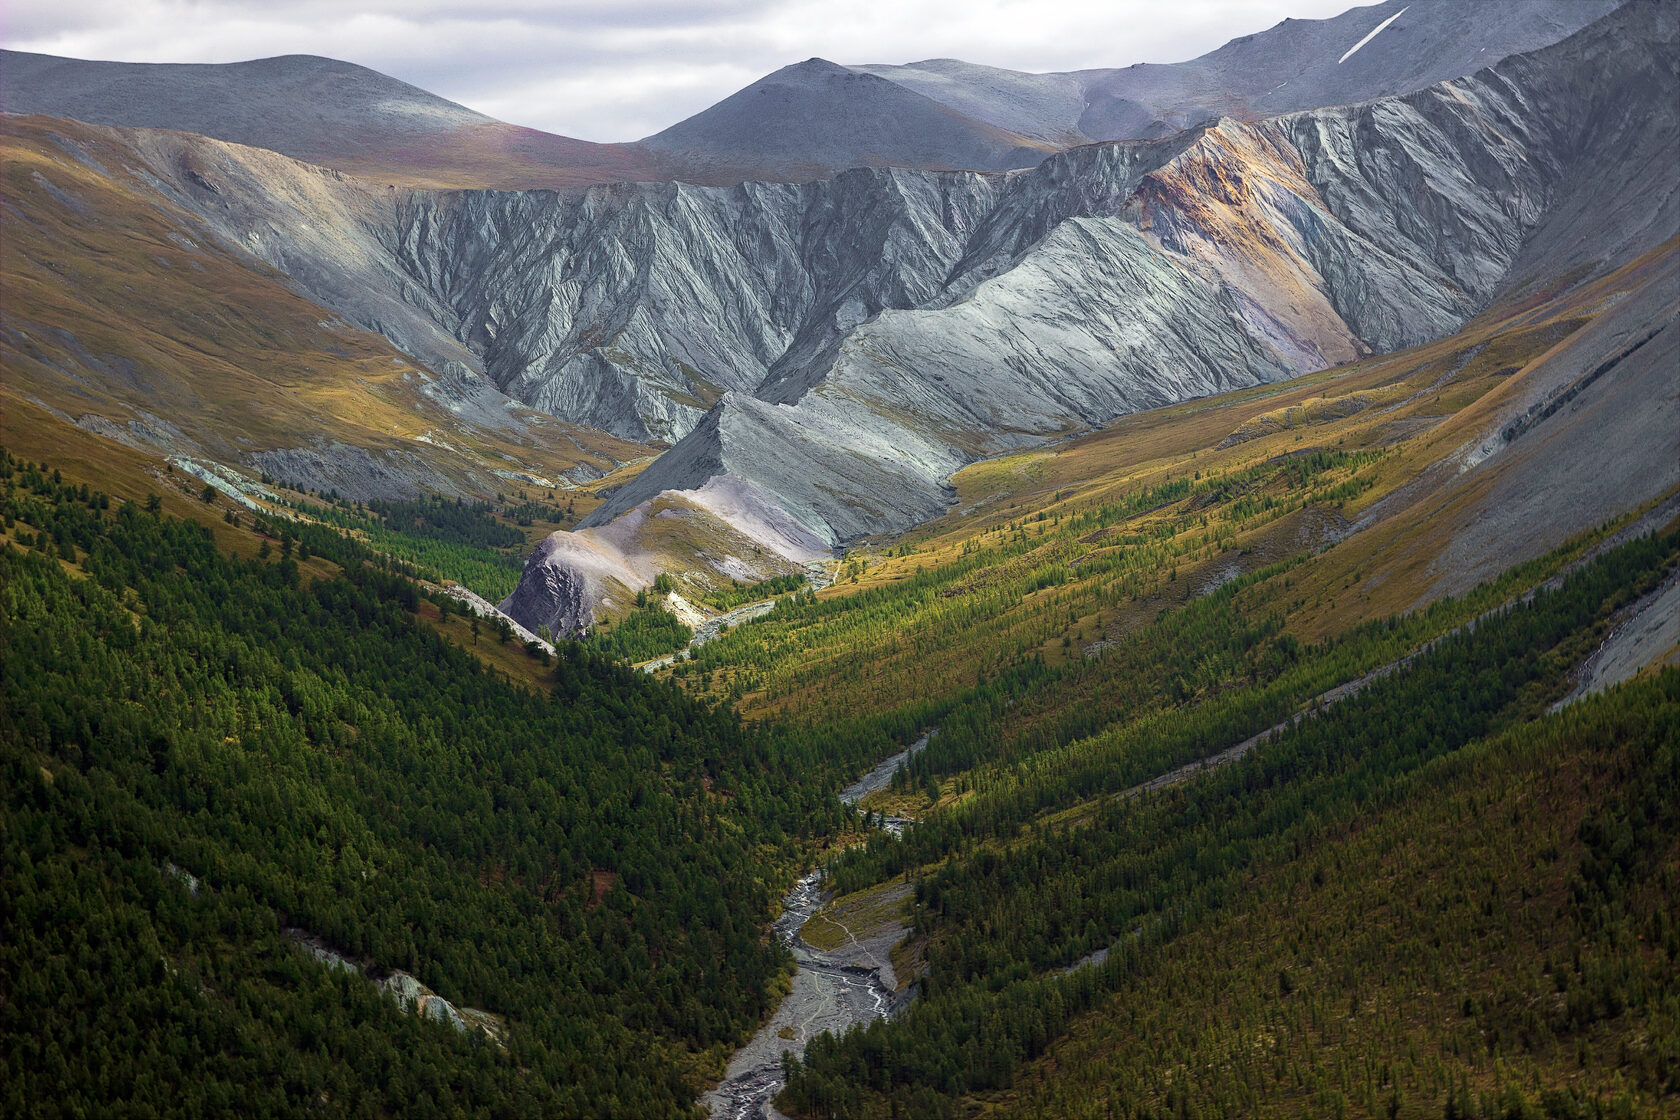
[0,115,650,505]
[623,229,1677,1119]
[788,651,1678,1118]
[984,672,1678,1119]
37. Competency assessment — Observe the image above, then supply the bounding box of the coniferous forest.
[780,532,1680,1118]
[5,438,1675,1119]
[5,2,1680,1113]
[0,450,877,1117]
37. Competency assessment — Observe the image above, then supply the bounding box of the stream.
[701,732,930,1120]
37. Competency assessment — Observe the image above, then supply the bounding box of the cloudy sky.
[5,0,1361,141]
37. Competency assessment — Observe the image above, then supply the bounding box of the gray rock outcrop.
[499,534,601,639]
[8,3,1671,617]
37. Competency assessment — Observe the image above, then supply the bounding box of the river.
[701,732,931,1120]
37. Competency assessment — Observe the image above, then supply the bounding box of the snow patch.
[1339,6,1409,65]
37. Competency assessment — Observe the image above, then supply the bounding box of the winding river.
[701,733,930,1120]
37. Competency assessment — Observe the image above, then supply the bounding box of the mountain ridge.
[2,1,1671,644]
[2,0,1619,187]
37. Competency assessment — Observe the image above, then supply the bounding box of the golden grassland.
[799,877,914,954]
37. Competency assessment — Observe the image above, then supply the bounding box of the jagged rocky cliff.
[578,1,1676,540]
[9,2,1673,635]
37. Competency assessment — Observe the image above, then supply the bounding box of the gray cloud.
[3,0,1354,140]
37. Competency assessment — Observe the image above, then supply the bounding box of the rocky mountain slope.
[861,0,1620,146]
[4,2,1670,641]
[576,1,1674,530]
[0,114,650,500]
[91,0,1669,476]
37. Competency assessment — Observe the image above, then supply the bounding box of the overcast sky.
[4,0,1362,141]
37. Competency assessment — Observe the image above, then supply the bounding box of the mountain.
[536,0,1677,624]
[3,1,1616,190]
[4,4,1678,1117]
[2,1,1671,641]
[0,50,675,188]
[0,114,648,502]
[639,57,1057,179]
[860,0,1622,144]
[644,0,1620,176]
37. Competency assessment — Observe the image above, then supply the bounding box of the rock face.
[581,2,1678,542]
[499,534,601,639]
[494,481,828,639]
[8,3,1671,615]
[28,2,1666,560]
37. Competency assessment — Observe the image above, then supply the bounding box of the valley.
[2,2,1677,1117]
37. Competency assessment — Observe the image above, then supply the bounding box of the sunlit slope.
[789,658,1680,1119]
[671,235,1676,722]
[981,675,1679,1120]
[0,115,649,501]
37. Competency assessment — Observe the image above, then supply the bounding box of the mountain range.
[1,0,1617,184]
[3,0,1674,642]
[4,3,1679,1118]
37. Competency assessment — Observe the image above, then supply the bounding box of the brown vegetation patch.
[586,869,619,910]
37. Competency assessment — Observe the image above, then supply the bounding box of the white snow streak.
[1338,5,1409,65]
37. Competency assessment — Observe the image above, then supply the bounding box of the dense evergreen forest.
[296,494,529,601]
[586,599,693,663]
[3,423,1674,1120]
[0,448,893,1118]
[701,572,808,613]
[779,531,1680,1118]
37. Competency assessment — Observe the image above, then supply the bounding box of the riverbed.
[701,732,930,1120]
